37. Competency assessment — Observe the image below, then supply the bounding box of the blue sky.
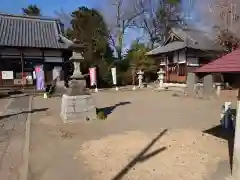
[0,0,142,51]
[0,0,99,16]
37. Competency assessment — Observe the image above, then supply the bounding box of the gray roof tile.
[0,14,72,49]
[147,27,225,55]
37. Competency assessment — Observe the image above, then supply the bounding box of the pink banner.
[89,67,97,86]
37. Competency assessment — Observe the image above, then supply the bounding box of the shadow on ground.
[0,108,49,121]
[203,125,235,175]
[98,101,131,117]
[111,129,168,180]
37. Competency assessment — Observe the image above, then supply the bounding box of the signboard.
[2,71,13,79]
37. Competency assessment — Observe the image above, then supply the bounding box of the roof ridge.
[0,13,60,22]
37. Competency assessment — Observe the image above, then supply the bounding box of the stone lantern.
[157,68,165,89]
[137,70,144,88]
[60,39,96,123]
[66,39,87,96]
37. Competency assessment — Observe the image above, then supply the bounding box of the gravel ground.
[29,89,231,180]
[77,129,227,180]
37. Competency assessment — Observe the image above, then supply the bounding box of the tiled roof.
[146,41,185,55]
[0,13,72,49]
[195,49,240,73]
[171,28,224,51]
[147,27,224,55]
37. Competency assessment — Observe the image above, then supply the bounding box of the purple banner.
[35,65,45,91]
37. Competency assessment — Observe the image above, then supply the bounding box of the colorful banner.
[89,67,97,86]
[35,65,45,91]
[111,67,117,85]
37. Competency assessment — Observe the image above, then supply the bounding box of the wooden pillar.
[41,50,46,83]
[232,89,240,179]
[20,51,24,89]
[165,55,169,82]
[185,48,188,83]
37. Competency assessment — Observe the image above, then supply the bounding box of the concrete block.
[60,94,96,123]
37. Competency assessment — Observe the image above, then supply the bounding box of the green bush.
[96,108,107,120]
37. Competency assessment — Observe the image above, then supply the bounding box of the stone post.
[203,74,214,98]
[215,83,221,97]
[186,73,197,96]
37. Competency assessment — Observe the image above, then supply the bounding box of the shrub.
[96,108,107,120]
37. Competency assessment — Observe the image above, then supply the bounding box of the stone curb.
[19,95,33,180]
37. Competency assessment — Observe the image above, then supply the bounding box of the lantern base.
[60,94,96,123]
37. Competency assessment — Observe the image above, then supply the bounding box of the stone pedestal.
[60,94,96,123]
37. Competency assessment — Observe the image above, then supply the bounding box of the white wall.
[178,50,186,63]
[173,52,178,63]
[187,57,199,66]
[186,51,199,66]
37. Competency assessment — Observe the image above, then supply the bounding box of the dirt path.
[29,90,230,180]
[0,96,30,180]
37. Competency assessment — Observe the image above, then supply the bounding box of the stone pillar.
[203,74,214,98]
[186,73,197,96]
[215,83,221,97]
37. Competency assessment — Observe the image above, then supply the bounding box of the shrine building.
[0,13,73,89]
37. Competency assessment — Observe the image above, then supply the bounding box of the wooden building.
[147,26,224,83]
[0,13,73,88]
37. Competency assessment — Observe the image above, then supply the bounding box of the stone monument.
[186,73,197,96]
[60,40,96,123]
[157,68,165,90]
[137,70,144,88]
[203,74,215,98]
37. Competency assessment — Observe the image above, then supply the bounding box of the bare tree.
[132,0,160,49]
[187,0,240,51]
[132,0,182,49]
[54,9,72,29]
[104,0,146,60]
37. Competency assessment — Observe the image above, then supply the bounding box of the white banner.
[89,67,97,86]
[111,67,117,85]
[2,71,13,79]
[52,66,62,80]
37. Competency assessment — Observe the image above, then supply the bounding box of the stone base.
[60,94,96,123]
